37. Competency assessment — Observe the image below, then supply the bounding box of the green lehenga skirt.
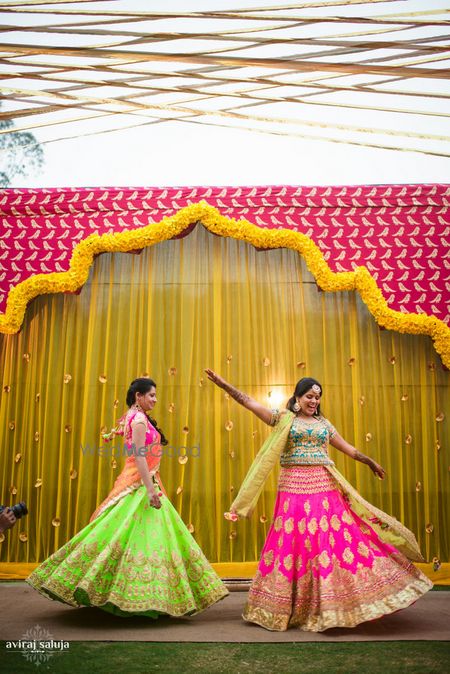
[26,486,229,617]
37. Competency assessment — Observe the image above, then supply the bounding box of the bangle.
[269,409,281,427]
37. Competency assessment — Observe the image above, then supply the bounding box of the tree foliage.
[0,118,44,187]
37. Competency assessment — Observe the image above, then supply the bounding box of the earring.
[293,401,300,413]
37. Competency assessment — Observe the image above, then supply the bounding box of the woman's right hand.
[147,489,162,509]
[205,368,273,425]
[204,368,228,389]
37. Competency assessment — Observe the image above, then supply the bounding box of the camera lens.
[11,502,28,519]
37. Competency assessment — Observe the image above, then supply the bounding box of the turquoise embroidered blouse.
[277,414,336,466]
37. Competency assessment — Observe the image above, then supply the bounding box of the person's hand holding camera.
[0,507,17,533]
[0,501,27,533]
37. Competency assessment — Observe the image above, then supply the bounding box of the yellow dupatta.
[230,410,424,562]
[230,411,293,518]
[325,465,424,562]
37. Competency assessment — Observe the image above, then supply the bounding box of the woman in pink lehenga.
[205,370,432,632]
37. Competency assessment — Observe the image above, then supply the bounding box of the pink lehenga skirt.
[243,465,432,632]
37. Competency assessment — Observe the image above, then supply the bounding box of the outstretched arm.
[330,432,386,479]
[205,369,276,426]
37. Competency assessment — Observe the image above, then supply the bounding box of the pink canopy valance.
[1,184,449,364]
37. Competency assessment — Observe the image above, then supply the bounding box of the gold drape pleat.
[0,225,448,565]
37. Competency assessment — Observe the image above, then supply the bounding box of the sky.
[2,0,450,187]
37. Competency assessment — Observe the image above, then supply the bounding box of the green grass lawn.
[1,642,449,674]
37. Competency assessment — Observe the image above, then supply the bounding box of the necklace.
[295,414,320,424]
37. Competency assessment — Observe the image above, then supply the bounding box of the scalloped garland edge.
[1,201,448,367]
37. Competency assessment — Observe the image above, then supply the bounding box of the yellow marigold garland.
[0,201,448,367]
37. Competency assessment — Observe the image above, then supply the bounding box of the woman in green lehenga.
[26,377,228,617]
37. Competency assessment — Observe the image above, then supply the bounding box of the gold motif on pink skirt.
[284,517,294,534]
[358,542,370,557]
[342,510,355,525]
[307,517,318,535]
[331,514,341,531]
[264,550,274,566]
[343,547,355,564]
[319,551,331,568]
[283,554,293,571]
[298,518,306,534]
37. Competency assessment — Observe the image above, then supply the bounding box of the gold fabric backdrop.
[0,225,448,565]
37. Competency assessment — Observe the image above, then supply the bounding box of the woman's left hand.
[147,488,162,509]
[370,461,386,480]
